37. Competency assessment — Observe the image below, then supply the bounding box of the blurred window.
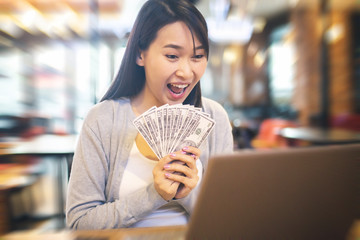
[0,50,24,115]
[32,44,67,118]
[268,24,295,107]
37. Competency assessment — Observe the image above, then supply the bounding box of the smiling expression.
[133,21,208,112]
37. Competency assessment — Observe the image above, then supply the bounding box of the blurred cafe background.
[0,0,360,236]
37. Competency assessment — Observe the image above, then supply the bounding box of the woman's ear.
[136,53,145,66]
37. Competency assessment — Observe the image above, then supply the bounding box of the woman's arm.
[66,117,167,229]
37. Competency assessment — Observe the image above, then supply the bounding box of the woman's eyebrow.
[163,44,182,50]
[195,45,205,50]
[163,44,205,50]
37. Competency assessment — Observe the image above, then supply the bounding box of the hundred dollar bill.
[133,112,161,159]
[143,109,162,158]
[173,112,215,152]
[133,106,156,142]
[155,106,164,157]
[170,107,196,153]
[165,106,173,154]
[169,106,182,154]
[133,104,216,159]
[158,104,169,157]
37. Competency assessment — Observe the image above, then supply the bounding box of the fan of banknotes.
[133,104,216,159]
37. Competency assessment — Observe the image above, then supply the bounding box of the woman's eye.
[193,54,205,59]
[166,55,178,59]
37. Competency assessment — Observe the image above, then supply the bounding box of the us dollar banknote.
[133,104,215,159]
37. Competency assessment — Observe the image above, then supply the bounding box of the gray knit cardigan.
[66,97,233,229]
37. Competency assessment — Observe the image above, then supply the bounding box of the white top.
[119,143,203,228]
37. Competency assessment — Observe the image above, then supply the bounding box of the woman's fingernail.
[181,151,186,155]
[164,164,170,169]
[192,154,196,159]
[165,173,170,178]
[170,153,176,157]
[183,146,189,151]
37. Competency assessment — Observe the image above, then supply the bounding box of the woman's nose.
[176,60,193,79]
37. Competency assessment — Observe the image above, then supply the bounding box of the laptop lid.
[186,144,360,240]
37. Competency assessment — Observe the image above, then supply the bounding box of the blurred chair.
[232,118,257,149]
[251,118,299,149]
[330,114,360,132]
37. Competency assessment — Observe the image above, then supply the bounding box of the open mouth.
[167,83,189,95]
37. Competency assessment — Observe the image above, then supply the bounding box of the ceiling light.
[207,17,253,44]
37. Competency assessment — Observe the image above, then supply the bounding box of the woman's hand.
[164,146,201,199]
[153,154,181,201]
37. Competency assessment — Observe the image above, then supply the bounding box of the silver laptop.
[124,143,360,240]
[186,143,360,240]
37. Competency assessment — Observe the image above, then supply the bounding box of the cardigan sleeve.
[65,103,168,229]
[212,102,234,154]
[203,97,234,155]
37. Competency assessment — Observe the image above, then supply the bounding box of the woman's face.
[136,21,207,108]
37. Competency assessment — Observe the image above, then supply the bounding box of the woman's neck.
[130,90,160,116]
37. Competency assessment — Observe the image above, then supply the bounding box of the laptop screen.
[186,144,360,240]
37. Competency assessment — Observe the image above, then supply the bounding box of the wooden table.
[0,134,78,230]
[1,225,188,240]
[0,134,77,156]
[2,221,360,240]
[280,127,360,145]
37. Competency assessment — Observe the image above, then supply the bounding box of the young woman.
[66,0,233,229]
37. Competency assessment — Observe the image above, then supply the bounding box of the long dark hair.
[100,0,209,107]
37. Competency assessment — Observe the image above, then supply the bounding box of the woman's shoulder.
[201,97,228,116]
[201,97,230,125]
[84,98,131,124]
